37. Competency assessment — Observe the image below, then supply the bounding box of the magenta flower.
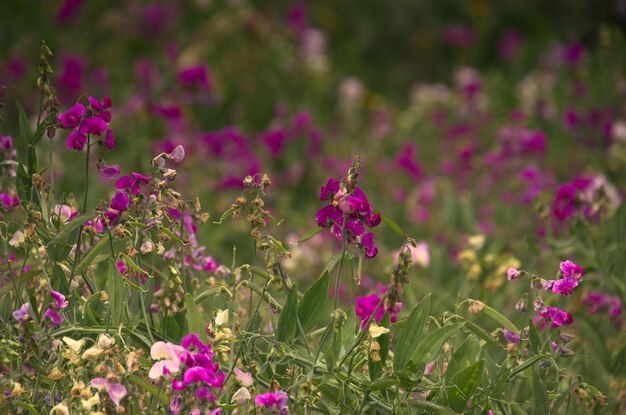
[1,193,19,210]
[255,390,289,409]
[12,303,30,322]
[104,129,116,150]
[42,309,64,327]
[560,260,584,280]
[79,116,108,136]
[88,95,111,112]
[50,290,69,309]
[502,328,520,344]
[98,164,121,180]
[90,378,127,407]
[116,172,152,195]
[110,191,130,213]
[316,177,381,258]
[66,130,87,150]
[58,103,86,129]
[537,306,574,330]
[507,266,520,280]
[355,292,401,327]
[179,65,212,91]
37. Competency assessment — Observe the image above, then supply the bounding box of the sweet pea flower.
[537,306,574,330]
[507,266,520,280]
[1,193,19,210]
[42,309,64,327]
[12,303,30,322]
[79,116,108,136]
[66,130,87,150]
[234,367,253,387]
[232,387,251,405]
[255,390,289,409]
[51,290,69,309]
[110,191,130,212]
[560,260,584,280]
[90,378,127,407]
[98,164,121,180]
[58,103,86,129]
[104,129,116,150]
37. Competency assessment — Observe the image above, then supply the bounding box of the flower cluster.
[541,260,584,296]
[316,176,381,258]
[255,390,289,414]
[57,96,115,151]
[584,292,623,326]
[149,334,225,414]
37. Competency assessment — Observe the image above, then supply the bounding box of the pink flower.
[58,103,86,129]
[42,309,64,327]
[1,193,19,210]
[559,260,584,280]
[79,116,108,136]
[110,191,130,213]
[50,290,69,309]
[66,131,87,150]
[507,267,520,280]
[104,129,116,150]
[255,391,289,408]
[98,164,121,181]
[90,378,127,407]
[537,306,574,330]
[12,303,30,322]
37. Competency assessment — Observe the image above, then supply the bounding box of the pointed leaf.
[298,270,329,331]
[74,234,111,275]
[413,322,464,364]
[298,226,324,243]
[446,335,481,381]
[276,287,298,342]
[532,371,549,415]
[447,359,485,413]
[394,294,431,372]
[49,212,98,246]
[107,259,125,325]
[184,293,208,342]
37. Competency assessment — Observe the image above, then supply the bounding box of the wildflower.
[51,290,69,309]
[12,303,30,322]
[42,309,64,327]
[62,337,85,353]
[560,260,584,280]
[148,341,184,379]
[58,103,86,129]
[543,260,584,296]
[50,402,70,415]
[232,387,251,405]
[79,116,108,136]
[66,130,87,150]
[90,378,127,407]
[507,266,520,280]
[502,328,520,344]
[98,164,121,180]
[368,322,390,338]
[104,129,116,150]
[8,230,25,247]
[234,367,253,387]
[537,306,574,329]
[255,390,289,409]
[1,193,19,210]
[355,292,401,326]
[110,191,130,212]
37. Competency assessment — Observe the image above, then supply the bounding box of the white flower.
[215,309,229,326]
[368,322,390,338]
[231,387,251,405]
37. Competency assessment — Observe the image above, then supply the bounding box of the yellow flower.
[49,403,70,415]
[368,322,390,338]
[63,337,85,353]
[215,309,229,326]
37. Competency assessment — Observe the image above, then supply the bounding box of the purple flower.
[104,129,116,150]
[110,191,130,213]
[560,260,584,280]
[88,95,111,112]
[550,277,579,296]
[537,306,574,330]
[42,309,64,327]
[1,193,19,210]
[91,378,127,407]
[98,164,121,181]
[179,65,212,91]
[58,103,86,129]
[361,232,378,258]
[79,116,108,136]
[12,303,30,322]
[507,266,520,280]
[502,328,520,344]
[116,172,152,195]
[66,130,87,150]
[50,290,69,309]
[255,390,289,408]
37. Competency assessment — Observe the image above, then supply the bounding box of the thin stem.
[333,213,348,312]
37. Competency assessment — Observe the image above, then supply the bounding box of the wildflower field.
[2,1,626,414]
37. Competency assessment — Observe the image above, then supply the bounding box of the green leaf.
[74,234,111,275]
[298,271,329,332]
[157,225,186,244]
[375,209,408,237]
[184,293,208,342]
[107,259,126,325]
[446,335,481,381]
[394,294,431,372]
[528,319,541,354]
[397,360,425,389]
[49,212,98,245]
[128,374,170,406]
[276,287,299,342]
[120,253,153,278]
[16,162,31,203]
[48,243,73,262]
[532,371,549,415]
[51,264,70,295]
[214,205,237,224]
[298,225,324,243]
[478,302,519,333]
[15,101,33,144]
[369,376,399,391]
[369,311,391,380]
[14,401,40,415]
[447,359,484,413]
[413,322,464,364]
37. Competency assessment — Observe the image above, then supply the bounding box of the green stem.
[333,213,348,312]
